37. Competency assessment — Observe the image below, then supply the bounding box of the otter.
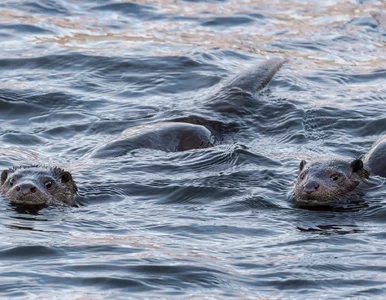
[91,57,287,158]
[293,158,369,208]
[293,135,386,208]
[92,122,214,158]
[0,165,77,207]
[363,135,386,178]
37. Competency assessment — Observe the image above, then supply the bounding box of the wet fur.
[0,165,77,207]
[92,58,287,158]
[293,159,369,207]
[363,135,386,178]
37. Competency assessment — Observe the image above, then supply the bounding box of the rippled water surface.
[1,0,386,298]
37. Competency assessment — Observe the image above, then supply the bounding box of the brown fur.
[91,122,214,158]
[0,165,77,207]
[293,158,369,207]
[363,135,386,178]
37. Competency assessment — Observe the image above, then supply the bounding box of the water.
[0,0,386,298]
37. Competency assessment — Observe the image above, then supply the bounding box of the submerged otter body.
[92,122,214,158]
[293,158,369,208]
[0,166,77,207]
[92,58,287,157]
[363,135,386,178]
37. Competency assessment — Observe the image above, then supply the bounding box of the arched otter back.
[91,122,214,158]
[363,135,386,178]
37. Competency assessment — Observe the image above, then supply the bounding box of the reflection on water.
[0,0,386,298]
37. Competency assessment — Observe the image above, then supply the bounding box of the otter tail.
[224,57,287,95]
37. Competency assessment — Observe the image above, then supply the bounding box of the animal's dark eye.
[9,179,14,186]
[330,174,340,181]
[45,181,53,189]
[299,173,305,180]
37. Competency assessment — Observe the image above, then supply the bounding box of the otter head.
[294,158,369,207]
[0,166,77,207]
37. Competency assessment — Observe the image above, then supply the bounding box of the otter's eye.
[330,174,340,181]
[9,179,14,186]
[45,181,53,189]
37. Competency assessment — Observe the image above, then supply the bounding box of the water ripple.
[1,0,386,299]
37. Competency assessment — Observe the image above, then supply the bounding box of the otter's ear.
[1,170,8,185]
[61,171,73,183]
[299,160,307,172]
[350,159,363,173]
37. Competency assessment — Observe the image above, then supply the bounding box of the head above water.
[0,165,77,207]
[293,158,369,207]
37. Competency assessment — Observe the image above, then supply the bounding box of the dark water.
[0,0,386,298]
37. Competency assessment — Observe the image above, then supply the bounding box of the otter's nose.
[303,181,319,194]
[15,183,37,195]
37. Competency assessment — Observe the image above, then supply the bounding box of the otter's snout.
[15,183,37,195]
[303,181,319,194]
